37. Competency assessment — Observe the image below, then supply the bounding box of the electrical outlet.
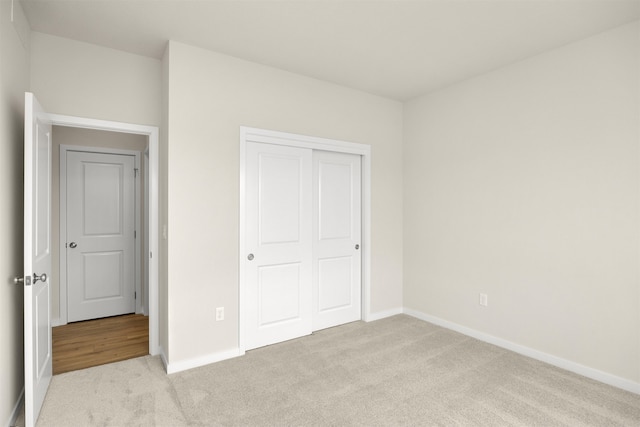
[216,307,224,321]
[479,293,488,307]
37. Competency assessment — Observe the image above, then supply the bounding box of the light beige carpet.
[34,315,640,426]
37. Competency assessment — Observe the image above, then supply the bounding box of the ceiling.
[21,0,640,101]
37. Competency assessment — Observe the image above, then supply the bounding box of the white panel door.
[312,151,361,331]
[66,151,136,322]
[245,142,313,350]
[24,93,52,427]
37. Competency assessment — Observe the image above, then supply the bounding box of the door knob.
[355,244,360,250]
[33,273,47,284]
[69,242,77,248]
[14,276,32,286]
[247,254,254,261]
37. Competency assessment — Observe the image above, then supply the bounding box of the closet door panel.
[245,142,312,350]
[313,151,362,331]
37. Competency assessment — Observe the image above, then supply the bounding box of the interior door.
[23,92,52,427]
[312,151,362,331]
[66,151,136,322]
[245,142,312,350]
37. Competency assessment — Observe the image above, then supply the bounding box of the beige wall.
[50,126,148,323]
[403,21,640,384]
[0,0,30,424]
[165,41,404,364]
[30,32,162,127]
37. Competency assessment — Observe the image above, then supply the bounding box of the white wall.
[30,32,161,127]
[165,41,403,366]
[404,21,640,385]
[0,0,29,425]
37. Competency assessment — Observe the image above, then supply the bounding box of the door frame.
[59,146,142,323]
[42,112,160,355]
[239,126,372,352]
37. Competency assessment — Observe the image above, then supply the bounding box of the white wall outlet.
[479,293,488,307]
[216,307,224,321]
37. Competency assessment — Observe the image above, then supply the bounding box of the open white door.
[23,92,53,427]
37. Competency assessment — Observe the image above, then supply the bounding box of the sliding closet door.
[312,151,361,331]
[244,142,313,350]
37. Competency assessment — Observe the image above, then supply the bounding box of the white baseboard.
[404,308,640,395]
[51,317,65,327]
[365,307,404,322]
[6,388,24,427]
[165,348,245,375]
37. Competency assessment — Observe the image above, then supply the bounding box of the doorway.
[44,112,160,356]
[53,127,149,372]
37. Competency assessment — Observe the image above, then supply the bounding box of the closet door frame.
[239,126,371,352]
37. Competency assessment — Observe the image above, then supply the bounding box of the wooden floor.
[52,314,149,375]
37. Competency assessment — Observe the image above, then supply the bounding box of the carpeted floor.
[33,315,640,426]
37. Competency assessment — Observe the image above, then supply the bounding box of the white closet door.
[245,142,313,350]
[312,151,361,331]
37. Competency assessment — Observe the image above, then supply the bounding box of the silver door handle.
[14,276,32,286]
[33,273,47,284]
[247,254,254,261]
[69,242,77,249]
[355,244,360,250]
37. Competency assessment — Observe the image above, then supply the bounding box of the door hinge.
[134,230,137,239]
[134,168,139,177]
[134,291,137,299]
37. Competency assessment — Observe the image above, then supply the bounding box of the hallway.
[52,314,149,375]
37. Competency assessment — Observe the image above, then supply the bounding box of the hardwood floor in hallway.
[52,314,149,375]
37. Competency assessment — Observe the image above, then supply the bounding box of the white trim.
[40,112,160,356]
[239,126,372,354]
[404,308,640,395]
[166,348,245,375]
[366,307,404,322]
[143,149,150,316]
[6,388,24,427]
[59,146,142,324]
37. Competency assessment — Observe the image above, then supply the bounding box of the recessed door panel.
[318,256,353,312]
[319,162,353,240]
[259,154,302,245]
[67,151,135,322]
[83,162,124,236]
[258,263,301,326]
[83,251,124,300]
[35,125,51,260]
[35,284,50,376]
